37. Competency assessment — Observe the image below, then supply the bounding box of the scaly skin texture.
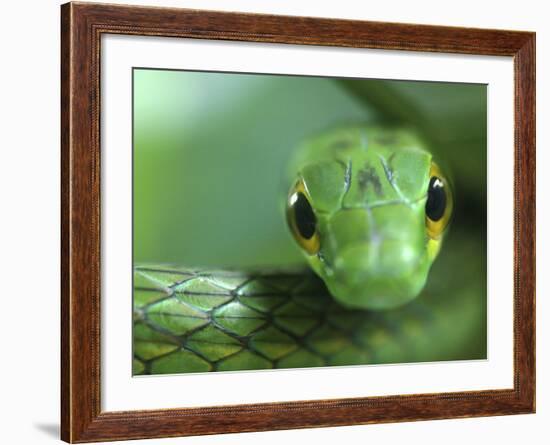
[133,229,485,375]
[287,126,445,309]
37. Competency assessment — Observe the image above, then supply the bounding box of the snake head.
[286,127,453,310]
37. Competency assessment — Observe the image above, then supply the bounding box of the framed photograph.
[61,2,535,442]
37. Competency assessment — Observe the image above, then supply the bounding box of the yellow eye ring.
[286,180,321,255]
[425,162,453,240]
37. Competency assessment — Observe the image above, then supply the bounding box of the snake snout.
[328,242,429,310]
[322,205,430,310]
[334,241,419,282]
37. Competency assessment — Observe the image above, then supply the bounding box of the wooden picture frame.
[61,2,535,442]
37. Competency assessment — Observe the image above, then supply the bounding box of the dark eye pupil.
[293,192,317,239]
[425,176,446,221]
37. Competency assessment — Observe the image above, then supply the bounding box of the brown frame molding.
[61,2,535,442]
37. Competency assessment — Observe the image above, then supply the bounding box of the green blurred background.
[133,69,486,272]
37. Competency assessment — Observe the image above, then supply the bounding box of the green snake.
[285,126,452,310]
[133,80,486,375]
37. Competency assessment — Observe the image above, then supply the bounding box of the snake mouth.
[324,241,430,310]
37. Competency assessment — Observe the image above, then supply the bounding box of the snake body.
[133,226,484,375]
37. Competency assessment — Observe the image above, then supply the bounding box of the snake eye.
[287,180,320,255]
[425,162,453,239]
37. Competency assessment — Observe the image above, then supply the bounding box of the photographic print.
[132,69,487,376]
[62,4,535,441]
